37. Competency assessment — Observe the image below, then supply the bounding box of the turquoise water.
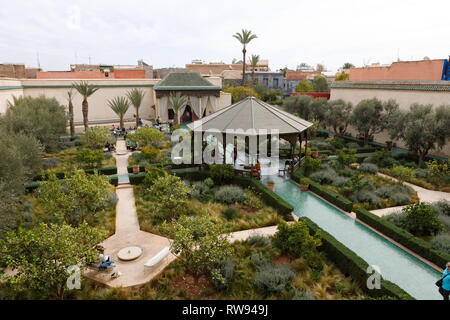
[262,173,442,300]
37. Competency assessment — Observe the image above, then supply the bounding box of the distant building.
[245,71,284,91]
[349,58,450,81]
[0,63,26,78]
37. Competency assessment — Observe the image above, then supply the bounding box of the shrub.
[390,184,414,195]
[390,165,415,183]
[430,234,450,254]
[248,235,271,247]
[310,169,336,185]
[211,258,234,290]
[352,191,381,207]
[414,168,428,179]
[103,152,112,160]
[358,163,378,175]
[332,176,349,188]
[389,193,411,206]
[222,206,239,220]
[329,138,346,150]
[346,142,360,149]
[273,220,321,259]
[431,200,450,217]
[384,212,407,229]
[142,166,166,188]
[437,215,450,233]
[210,164,234,184]
[75,148,104,168]
[127,127,164,148]
[214,185,246,205]
[203,177,214,188]
[191,181,211,201]
[375,186,392,198]
[363,156,377,164]
[80,126,111,150]
[379,157,397,168]
[43,157,60,170]
[253,264,295,295]
[404,202,443,236]
[140,146,159,162]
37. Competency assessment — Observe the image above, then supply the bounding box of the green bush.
[356,208,450,268]
[431,200,450,217]
[310,169,337,185]
[210,164,234,184]
[358,163,378,175]
[129,173,147,185]
[109,176,118,186]
[143,166,166,188]
[430,234,450,254]
[404,202,443,236]
[76,148,104,168]
[352,190,381,207]
[214,186,246,205]
[223,206,239,220]
[80,126,112,150]
[253,264,295,295]
[211,258,234,290]
[384,212,407,229]
[389,193,411,206]
[309,181,353,212]
[302,217,414,299]
[332,176,349,188]
[247,235,271,247]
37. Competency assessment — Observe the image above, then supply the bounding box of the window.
[263,78,268,87]
[273,78,279,88]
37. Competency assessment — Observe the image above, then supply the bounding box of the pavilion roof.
[154,72,221,91]
[186,96,313,135]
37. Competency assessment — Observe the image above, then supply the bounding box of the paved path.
[84,139,176,288]
[371,172,450,217]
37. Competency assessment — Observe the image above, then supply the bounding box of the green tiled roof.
[154,72,220,90]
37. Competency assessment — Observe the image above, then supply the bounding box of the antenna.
[36,51,41,69]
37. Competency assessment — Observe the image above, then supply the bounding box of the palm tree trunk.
[242,48,246,86]
[136,109,139,128]
[69,100,75,137]
[82,98,89,131]
[174,111,179,125]
[120,115,124,130]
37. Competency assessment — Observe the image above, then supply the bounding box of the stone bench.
[143,246,170,272]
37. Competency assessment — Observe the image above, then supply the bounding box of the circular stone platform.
[118,246,143,261]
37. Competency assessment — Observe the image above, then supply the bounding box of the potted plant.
[386,140,393,151]
[266,179,275,191]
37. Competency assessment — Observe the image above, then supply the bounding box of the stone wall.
[0,64,26,78]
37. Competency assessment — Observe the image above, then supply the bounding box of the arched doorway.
[181,105,193,123]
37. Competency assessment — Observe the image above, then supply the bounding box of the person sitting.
[156,116,161,126]
[293,156,299,165]
[126,140,131,150]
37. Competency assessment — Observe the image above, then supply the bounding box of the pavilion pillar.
[305,130,308,156]
[298,133,303,156]
[198,96,203,119]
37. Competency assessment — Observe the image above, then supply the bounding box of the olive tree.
[282,95,313,120]
[0,222,104,299]
[3,95,68,152]
[388,104,450,162]
[325,99,353,137]
[80,126,112,150]
[167,215,233,284]
[351,98,399,145]
[312,76,329,92]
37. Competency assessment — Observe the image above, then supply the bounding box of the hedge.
[25,175,120,192]
[127,163,198,173]
[355,208,450,268]
[129,172,147,185]
[291,170,353,212]
[302,217,414,300]
[33,166,117,181]
[109,176,119,186]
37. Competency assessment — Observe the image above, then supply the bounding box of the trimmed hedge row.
[32,166,117,181]
[291,170,353,212]
[303,217,414,300]
[25,175,119,192]
[129,172,147,185]
[127,163,198,173]
[355,208,450,268]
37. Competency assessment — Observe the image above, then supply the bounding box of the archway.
[181,105,193,123]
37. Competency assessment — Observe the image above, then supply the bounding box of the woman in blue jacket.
[440,262,450,300]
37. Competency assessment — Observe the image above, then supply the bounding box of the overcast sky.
[0,0,448,72]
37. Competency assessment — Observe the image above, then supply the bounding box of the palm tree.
[249,54,260,83]
[126,88,146,128]
[168,92,188,125]
[72,81,99,131]
[107,96,130,129]
[233,29,257,86]
[67,89,75,138]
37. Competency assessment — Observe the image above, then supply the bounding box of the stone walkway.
[371,172,450,217]
[84,139,176,288]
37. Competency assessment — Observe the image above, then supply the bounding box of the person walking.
[438,262,450,300]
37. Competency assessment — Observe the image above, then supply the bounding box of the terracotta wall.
[36,69,146,79]
[349,60,445,81]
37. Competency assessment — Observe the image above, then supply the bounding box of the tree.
[282,95,313,120]
[403,202,443,236]
[168,215,232,284]
[335,72,349,81]
[249,54,260,82]
[273,220,321,260]
[342,63,355,69]
[224,86,260,103]
[310,98,329,124]
[2,95,68,152]
[38,170,112,227]
[315,64,326,73]
[351,98,399,146]
[325,99,353,137]
[233,29,257,86]
[126,126,164,148]
[168,92,188,125]
[126,88,146,128]
[80,126,112,150]
[67,89,75,138]
[296,80,312,92]
[312,76,329,92]
[108,96,130,129]
[388,104,450,162]
[297,63,311,71]
[76,148,104,168]
[147,174,191,220]
[72,81,99,131]
[0,222,105,299]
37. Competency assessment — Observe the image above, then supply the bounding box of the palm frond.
[107,96,130,116]
[168,92,188,112]
[72,81,99,98]
[126,88,145,110]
